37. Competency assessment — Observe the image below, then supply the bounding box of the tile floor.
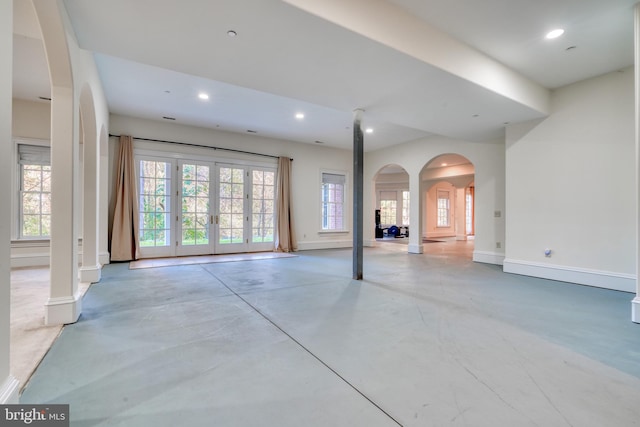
[17,241,640,426]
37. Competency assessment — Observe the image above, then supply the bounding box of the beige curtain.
[274,156,297,252]
[110,135,140,261]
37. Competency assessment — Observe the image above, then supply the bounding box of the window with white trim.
[18,144,51,239]
[379,191,397,225]
[402,190,410,226]
[437,190,450,227]
[321,172,345,231]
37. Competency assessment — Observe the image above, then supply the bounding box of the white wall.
[109,114,353,252]
[504,68,635,292]
[12,98,50,139]
[365,136,505,264]
[1,0,19,404]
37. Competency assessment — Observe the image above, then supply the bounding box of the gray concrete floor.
[11,267,90,388]
[20,241,640,426]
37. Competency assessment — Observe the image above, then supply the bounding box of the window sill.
[318,230,350,234]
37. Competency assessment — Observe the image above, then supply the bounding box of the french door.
[137,155,275,258]
[177,160,213,256]
[214,165,276,254]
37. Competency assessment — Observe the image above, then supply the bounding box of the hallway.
[20,242,640,426]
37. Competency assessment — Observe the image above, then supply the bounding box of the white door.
[215,165,248,254]
[137,157,175,258]
[177,160,214,256]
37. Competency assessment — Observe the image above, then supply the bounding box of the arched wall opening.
[420,154,475,244]
[79,82,101,283]
[373,164,410,240]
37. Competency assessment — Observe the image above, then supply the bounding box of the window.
[466,186,474,235]
[437,190,450,227]
[18,144,51,239]
[402,190,410,226]
[379,191,397,225]
[321,172,345,230]
[252,169,275,243]
[139,159,172,247]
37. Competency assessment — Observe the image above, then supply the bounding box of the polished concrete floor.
[20,241,640,426]
[10,267,90,389]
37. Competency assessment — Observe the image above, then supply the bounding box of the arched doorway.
[420,154,475,256]
[373,164,410,241]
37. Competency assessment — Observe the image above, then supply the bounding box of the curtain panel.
[110,135,140,261]
[274,156,297,252]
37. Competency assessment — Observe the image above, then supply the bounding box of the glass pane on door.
[251,169,275,243]
[218,166,245,245]
[139,160,171,248]
[181,163,210,246]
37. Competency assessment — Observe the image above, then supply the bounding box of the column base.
[99,251,110,265]
[45,291,82,325]
[79,264,101,283]
[408,244,424,254]
[0,375,20,404]
[632,297,640,324]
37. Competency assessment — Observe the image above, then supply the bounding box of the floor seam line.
[201,266,404,427]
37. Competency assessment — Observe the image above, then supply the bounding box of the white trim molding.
[408,244,424,254]
[473,251,505,265]
[0,375,20,404]
[503,258,636,293]
[79,264,101,283]
[632,297,640,323]
[45,291,82,325]
[99,251,110,265]
[297,239,352,251]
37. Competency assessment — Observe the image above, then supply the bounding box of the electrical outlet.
[496,242,501,249]
[494,210,502,218]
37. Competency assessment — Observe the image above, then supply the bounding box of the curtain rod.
[109,134,292,161]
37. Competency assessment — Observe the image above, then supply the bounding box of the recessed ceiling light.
[198,93,209,100]
[472,114,479,118]
[365,128,373,134]
[314,140,324,144]
[295,113,305,119]
[546,29,565,39]
[227,30,237,37]
[162,116,176,121]
[441,163,448,167]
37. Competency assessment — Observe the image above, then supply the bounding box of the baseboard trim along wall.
[632,297,640,324]
[0,375,20,404]
[296,240,352,251]
[503,258,636,293]
[473,251,505,265]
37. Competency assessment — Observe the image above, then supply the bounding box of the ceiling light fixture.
[546,29,565,39]
[441,163,448,167]
[295,113,304,119]
[365,128,373,134]
[198,93,209,100]
[227,30,237,37]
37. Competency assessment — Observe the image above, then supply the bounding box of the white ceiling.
[12,0,637,152]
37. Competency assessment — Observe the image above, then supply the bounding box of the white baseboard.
[10,253,50,268]
[0,375,20,404]
[45,290,82,325]
[632,297,640,323]
[408,244,424,254]
[99,251,110,265]
[79,264,101,283]
[473,251,505,265]
[503,258,636,293]
[296,240,352,251]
